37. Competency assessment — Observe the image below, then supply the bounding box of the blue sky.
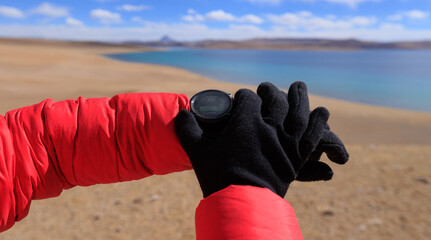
[0,0,430,41]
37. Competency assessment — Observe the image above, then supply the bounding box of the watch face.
[191,90,233,121]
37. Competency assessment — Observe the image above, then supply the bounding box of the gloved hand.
[175,82,348,198]
[257,82,349,182]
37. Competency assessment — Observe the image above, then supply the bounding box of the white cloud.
[268,12,377,30]
[298,11,313,18]
[298,0,380,8]
[387,14,403,21]
[239,14,264,24]
[182,14,205,22]
[90,9,122,24]
[30,2,69,18]
[379,23,405,31]
[350,16,377,26]
[187,9,196,14]
[117,4,151,11]
[182,15,195,22]
[388,10,429,21]
[183,10,263,24]
[66,17,83,27]
[404,10,429,20]
[132,16,147,24]
[205,10,236,21]
[0,6,25,19]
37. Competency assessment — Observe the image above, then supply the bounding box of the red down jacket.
[0,92,302,239]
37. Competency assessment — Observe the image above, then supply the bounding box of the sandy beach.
[0,38,430,240]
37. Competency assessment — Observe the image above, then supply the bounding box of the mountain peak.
[159,35,176,43]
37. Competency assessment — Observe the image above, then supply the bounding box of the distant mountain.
[126,37,431,50]
[124,35,183,47]
[159,35,177,44]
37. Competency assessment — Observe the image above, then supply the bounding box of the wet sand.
[0,38,430,240]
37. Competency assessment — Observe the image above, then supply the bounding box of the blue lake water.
[106,48,431,112]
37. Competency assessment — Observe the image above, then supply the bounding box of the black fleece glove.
[175,82,347,198]
[257,82,349,182]
[175,88,288,197]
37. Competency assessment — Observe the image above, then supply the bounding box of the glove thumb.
[296,161,333,181]
[174,110,203,151]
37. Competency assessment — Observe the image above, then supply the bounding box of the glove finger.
[316,130,349,164]
[257,82,288,126]
[299,107,330,161]
[296,161,333,181]
[285,81,310,138]
[231,88,262,119]
[307,150,324,162]
[174,109,203,152]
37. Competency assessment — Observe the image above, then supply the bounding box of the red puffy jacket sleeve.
[195,185,304,240]
[0,92,191,232]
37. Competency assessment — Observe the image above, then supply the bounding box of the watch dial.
[193,90,231,119]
